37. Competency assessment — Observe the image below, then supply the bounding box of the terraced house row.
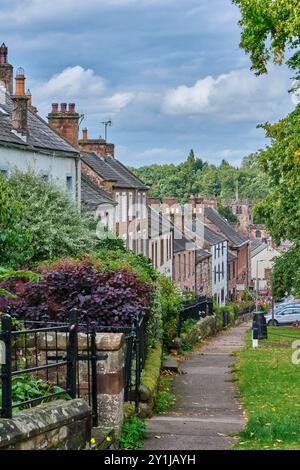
[0,43,250,305]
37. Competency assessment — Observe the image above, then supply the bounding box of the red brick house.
[204,207,250,300]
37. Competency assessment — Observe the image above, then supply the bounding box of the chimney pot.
[0,42,8,65]
[52,103,59,112]
[15,67,26,96]
[82,128,88,140]
[68,103,75,112]
[61,102,67,113]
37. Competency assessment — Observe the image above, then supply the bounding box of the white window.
[129,192,133,221]
[137,192,141,219]
[142,193,147,219]
[142,230,147,256]
[129,232,133,251]
[66,175,72,193]
[122,192,127,223]
[115,192,120,223]
[137,231,142,254]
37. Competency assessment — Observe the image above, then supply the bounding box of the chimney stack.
[0,43,13,94]
[48,102,80,148]
[78,129,115,158]
[12,68,29,135]
[26,88,38,114]
[82,128,88,140]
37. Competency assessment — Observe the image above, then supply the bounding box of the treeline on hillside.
[131,150,269,205]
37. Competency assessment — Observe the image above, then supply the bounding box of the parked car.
[265,304,300,325]
[267,297,300,315]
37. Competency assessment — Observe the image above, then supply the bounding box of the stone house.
[249,224,269,242]
[251,241,281,291]
[0,44,81,204]
[228,250,238,301]
[204,206,250,300]
[222,199,253,237]
[173,226,197,293]
[196,248,212,297]
[148,207,173,279]
[47,106,150,256]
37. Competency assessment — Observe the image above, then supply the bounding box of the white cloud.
[101,93,134,112]
[162,68,292,121]
[33,65,134,118]
[35,66,106,100]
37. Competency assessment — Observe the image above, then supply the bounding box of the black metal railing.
[1,311,148,418]
[0,312,104,426]
[177,296,213,335]
[91,312,147,414]
[0,312,77,419]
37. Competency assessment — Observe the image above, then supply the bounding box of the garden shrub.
[157,276,182,350]
[0,171,97,267]
[0,174,32,266]
[0,258,153,328]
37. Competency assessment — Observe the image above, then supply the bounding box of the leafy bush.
[0,258,153,328]
[157,276,182,350]
[119,416,148,449]
[0,174,32,266]
[0,374,69,412]
[0,171,97,267]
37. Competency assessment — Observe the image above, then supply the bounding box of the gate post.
[67,310,78,399]
[1,315,12,418]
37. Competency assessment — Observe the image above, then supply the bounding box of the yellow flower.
[90,438,96,445]
[106,436,112,442]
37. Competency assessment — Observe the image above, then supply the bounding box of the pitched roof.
[81,174,116,209]
[251,242,267,258]
[82,151,149,190]
[81,152,120,182]
[204,206,248,247]
[228,250,238,263]
[148,207,171,237]
[196,248,212,262]
[0,89,78,156]
[186,219,227,245]
[174,227,197,254]
[105,156,149,190]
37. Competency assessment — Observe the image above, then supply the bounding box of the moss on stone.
[141,342,162,401]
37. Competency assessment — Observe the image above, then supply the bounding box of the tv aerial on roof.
[101,119,112,142]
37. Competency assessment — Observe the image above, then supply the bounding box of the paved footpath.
[143,323,250,450]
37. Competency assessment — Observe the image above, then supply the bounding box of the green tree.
[255,105,300,297]
[233,0,300,85]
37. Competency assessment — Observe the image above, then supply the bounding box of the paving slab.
[143,323,250,450]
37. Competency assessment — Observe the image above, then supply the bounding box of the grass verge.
[233,326,300,450]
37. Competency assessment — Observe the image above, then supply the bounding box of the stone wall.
[180,315,217,346]
[38,331,125,436]
[0,399,91,450]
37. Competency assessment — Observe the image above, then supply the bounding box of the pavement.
[143,322,250,450]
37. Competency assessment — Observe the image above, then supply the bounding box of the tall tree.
[233,0,300,86]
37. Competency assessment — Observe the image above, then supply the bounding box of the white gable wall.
[0,146,80,205]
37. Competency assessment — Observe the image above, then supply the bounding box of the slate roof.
[196,248,212,262]
[204,207,248,247]
[105,156,149,190]
[186,219,226,246]
[0,89,78,156]
[228,250,238,263]
[148,207,172,237]
[251,242,267,258]
[82,151,149,190]
[173,227,197,254]
[81,174,116,209]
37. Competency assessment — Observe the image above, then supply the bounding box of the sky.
[0,0,296,167]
